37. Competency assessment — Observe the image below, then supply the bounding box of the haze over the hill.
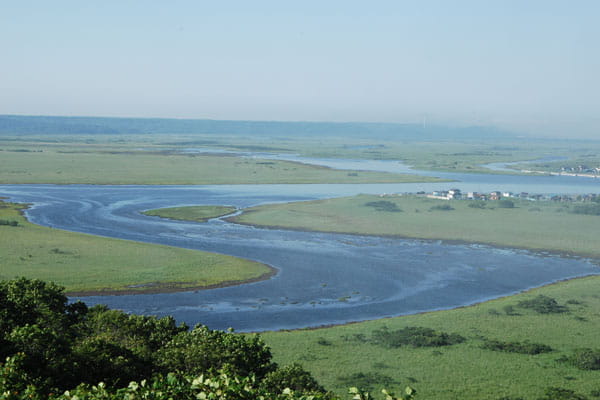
[1,1,598,139]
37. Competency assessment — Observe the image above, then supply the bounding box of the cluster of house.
[560,165,600,174]
[419,189,599,202]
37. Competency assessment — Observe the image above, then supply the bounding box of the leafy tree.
[156,325,275,378]
[260,363,327,394]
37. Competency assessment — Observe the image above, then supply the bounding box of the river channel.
[0,157,599,332]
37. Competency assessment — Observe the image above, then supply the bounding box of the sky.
[1,0,599,138]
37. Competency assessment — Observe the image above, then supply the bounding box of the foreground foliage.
[0,278,326,398]
[0,278,418,400]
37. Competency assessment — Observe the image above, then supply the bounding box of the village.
[520,164,600,178]
[408,188,600,203]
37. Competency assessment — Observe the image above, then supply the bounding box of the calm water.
[0,159,599,331]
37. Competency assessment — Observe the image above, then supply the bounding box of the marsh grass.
[0,146,441,185]
[262,276,600,400]
[232,194,600,258]
[142,205,237,222]
[0,201,271,294]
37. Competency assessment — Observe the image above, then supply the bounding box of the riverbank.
[0,200,274,294]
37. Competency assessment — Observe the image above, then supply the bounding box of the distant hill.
[0,114,515,140]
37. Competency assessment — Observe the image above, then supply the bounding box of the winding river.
[1,156,599,332]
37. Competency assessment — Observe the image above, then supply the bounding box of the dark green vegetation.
[370,326,465,348]
[480,339,553,355]
[571,203,600,216]
[231,194,600,258]
[142,205,237,222]
[0,200,271,294]
[364,201,402,212]
[0,278,416,400]
[262,276,600,399]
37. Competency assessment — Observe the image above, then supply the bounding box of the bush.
[481,339,552,354]
[371,326,465,348]
[468,201,486,209]
[497,199,515,208]
[429,204,454,211]
[571,204,600,216]
[260,363,327,394]
[565,348,600,370]
[364,201,402,212]
[517,295,567,314]
[0,219,18,226]
[537,387,588,400]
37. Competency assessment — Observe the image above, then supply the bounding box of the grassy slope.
[262,276,600,400]
[143,205,237,222]
[231,194,600,258]
[0,147,442,184]
[0,201,272,294]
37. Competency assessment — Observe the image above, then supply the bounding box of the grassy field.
[230,194,600,259]
[142,205,237,222]
[261,275,600,400]
[0,200,272,294]
[3,134,600,178]
[0,143,442,185]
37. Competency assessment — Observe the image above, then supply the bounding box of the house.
[448,189,462,199]
[489,191,502,201]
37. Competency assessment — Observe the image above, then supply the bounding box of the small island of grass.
[142,205,237,222]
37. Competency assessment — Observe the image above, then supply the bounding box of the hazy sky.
[1,1,598,138]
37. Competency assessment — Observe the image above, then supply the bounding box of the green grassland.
[0,141,442,185]
[142,205,237,222]
[230,194,600,259]
[261,276,600,399]
[0,201,272,294]
[3,134,600,178]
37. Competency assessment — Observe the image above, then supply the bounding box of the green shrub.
[571,204,600,216]
[429,204,454,211]
[371,326,465,348]
[481,339,552,354]
[564,348,600,370]
[364,201,402,212]
[537,387,588,400]
[497,199,515,208]
[468,201,486,209]
[517,295,567,314]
